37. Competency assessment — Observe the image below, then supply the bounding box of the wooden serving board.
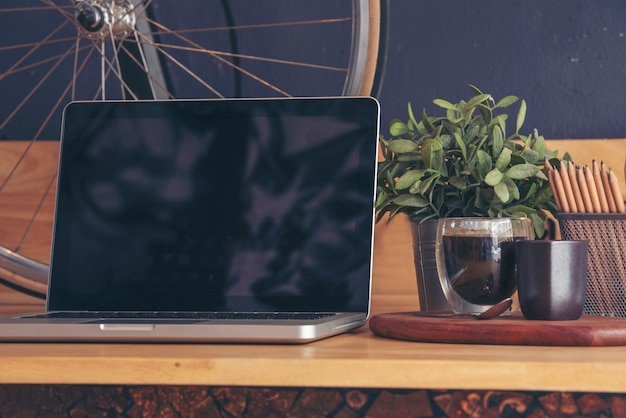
[369,312,626,346]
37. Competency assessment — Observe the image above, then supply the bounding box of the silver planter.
[410,219,450,311]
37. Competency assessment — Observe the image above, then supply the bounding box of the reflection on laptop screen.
[48,98,379,313]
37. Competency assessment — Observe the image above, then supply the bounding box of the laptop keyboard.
[30,311,336,321]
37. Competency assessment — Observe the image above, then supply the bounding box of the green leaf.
[520,149,540,164]
[491,114,508,134]
[468,84,484,96]
[463,125,480,146]
[418,173,440,195]
[408,103,419,128]
[433,99,457,111]
[395,169,425,190]
[503,205,536,214]
[476,103,492,125]
[535,170,548,181]
[421,109,435,132]
[485,168,504,186]
[409,180,422,194]
[396,152,422,162]
[531,131,547,158]
[389,120,409,136]
[375,190,387,208]
[515,99,527,134]
[475,150,492,180]
[422,138,444,170]
[495,147,512,171]
[494,181,510,203]
[448,176,467,190]
[387,139,419,154]
[453,132,467,161]
[506,163,540,180]
[529,212,546,239]
[445,107,463,123]
[393,194,429,208]
[502,176,521,201]
[492,125,504,158]
[390,161,410,178]
[466,94,492,109]
[386,169,397,193]
[439,132,454,149]
[495,95,519,108]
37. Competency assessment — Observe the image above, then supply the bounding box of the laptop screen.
[48,97,379,313]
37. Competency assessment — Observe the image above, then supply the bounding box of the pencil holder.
[557,213,626,318]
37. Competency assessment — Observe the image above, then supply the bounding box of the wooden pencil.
[584,165,602,213]
[609,167,626,213]
[567,161,585,212]
[576,165,594,213]
[550,168,570,212]
[592,160,610,213]
[600,161,618,213]
[545,160,561,211]
[559,161,578,212]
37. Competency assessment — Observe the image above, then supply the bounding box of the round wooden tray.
[369,312,626,346]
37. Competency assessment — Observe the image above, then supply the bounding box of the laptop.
[0,96,380,343]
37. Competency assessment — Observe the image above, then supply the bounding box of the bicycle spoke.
[148,17,352,37]
[37,42,96,139]
[0,40,78,195]
[132,27,226,97]
[130,39,347,73]
[0,19,70,81]
[38,0,74,21]
[99,41,106,100]
[92,42,140,100]
[14,170,57,253]
[0,42,76,134]
[0,36,78,53]
[140,15,290,96]
[0,5,72,13]
[72,38,80,100]
[2,44,92,79]
[107,25,126,98]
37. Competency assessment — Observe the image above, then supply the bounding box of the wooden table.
[3,289,626,393]
[1,139,626,417]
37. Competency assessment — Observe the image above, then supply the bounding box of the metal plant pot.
[410,219,450,311]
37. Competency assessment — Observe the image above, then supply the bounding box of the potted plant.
[375,85,565,310]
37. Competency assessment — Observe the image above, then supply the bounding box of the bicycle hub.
[74,0,137,40]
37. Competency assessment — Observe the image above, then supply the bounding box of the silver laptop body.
[0,97,380,343]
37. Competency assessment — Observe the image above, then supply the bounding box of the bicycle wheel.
[0,0,386,298]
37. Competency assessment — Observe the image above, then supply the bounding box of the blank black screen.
[48,98,379,312]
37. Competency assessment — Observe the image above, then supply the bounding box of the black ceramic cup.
[516,240,589,320]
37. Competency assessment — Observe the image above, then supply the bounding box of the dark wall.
[3,1,626,141]
[377,0,626,139]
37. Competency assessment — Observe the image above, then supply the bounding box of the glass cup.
[435,217,534,314]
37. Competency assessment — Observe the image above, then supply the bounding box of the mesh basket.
[558,213,626,318]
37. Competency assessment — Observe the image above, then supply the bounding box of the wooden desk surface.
[1,139,626,393]
[4,291,626,393]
